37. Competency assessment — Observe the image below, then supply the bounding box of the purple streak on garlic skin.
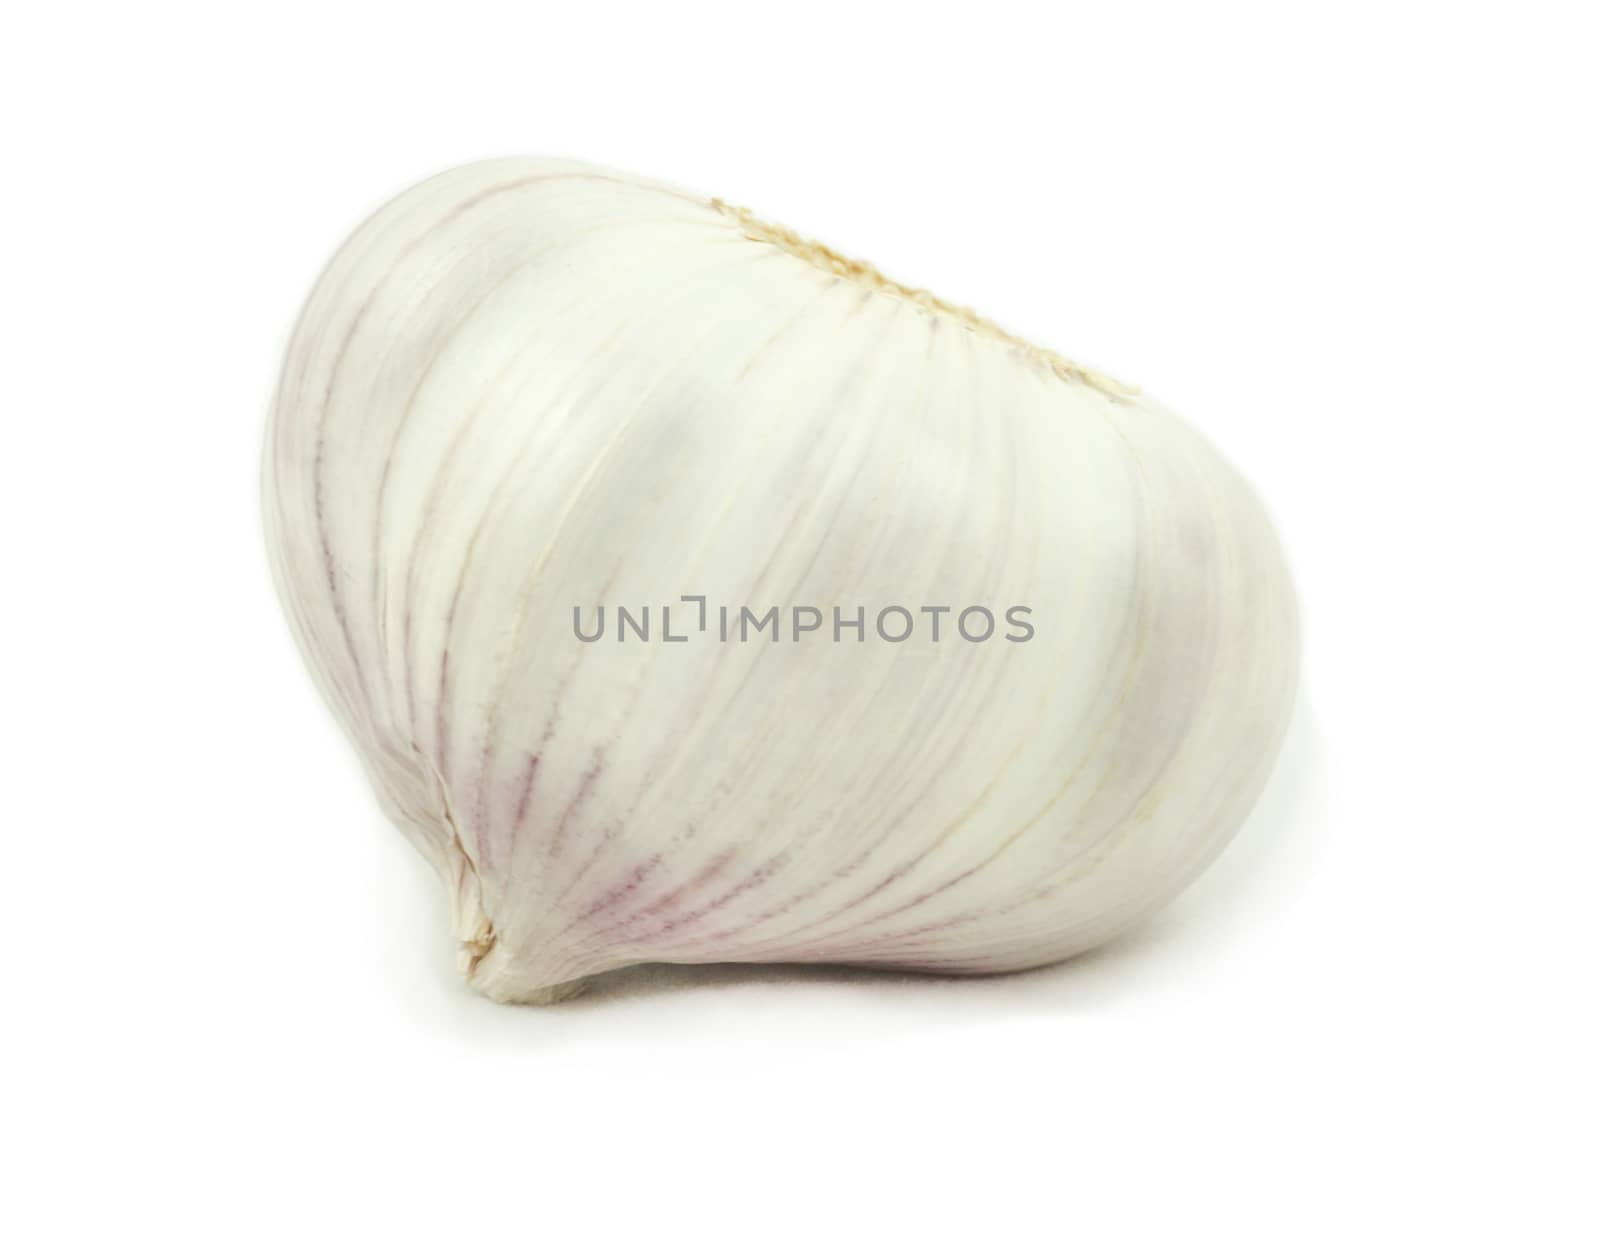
[263,157,1298,1003]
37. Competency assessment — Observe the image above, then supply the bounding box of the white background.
[4,2,1595,1234]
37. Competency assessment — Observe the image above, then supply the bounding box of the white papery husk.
[264,158,1298,1004]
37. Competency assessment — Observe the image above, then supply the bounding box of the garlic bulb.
[263,157,1298,1004]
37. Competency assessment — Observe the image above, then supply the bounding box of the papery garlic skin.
[264,158,1298,1004]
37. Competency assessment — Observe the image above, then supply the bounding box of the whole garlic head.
[264,157,1298,1004]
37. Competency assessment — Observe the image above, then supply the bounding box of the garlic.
[263,157,1298,1004]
